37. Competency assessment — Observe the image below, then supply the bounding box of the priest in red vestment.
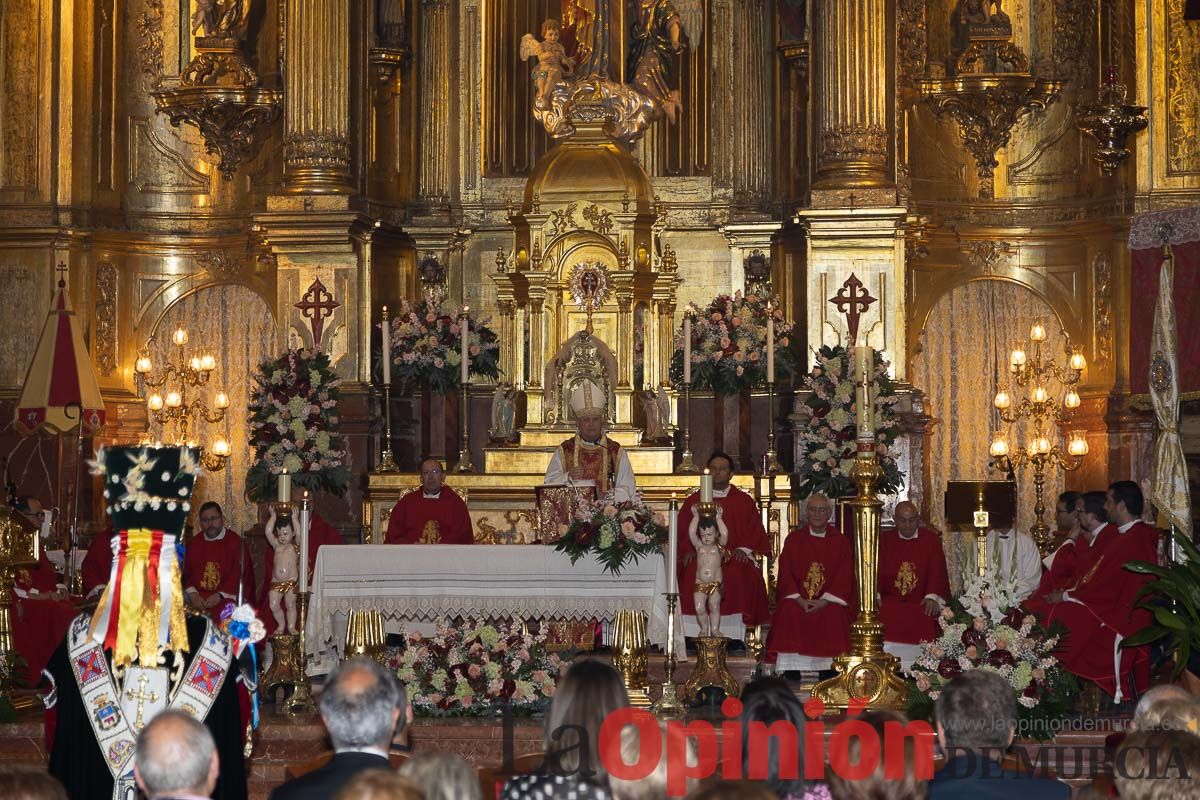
[259,511,344,634]
[1042,482,1158,701]
[765,493,856,671]
[879,501,950,653]
[9,497,76,683]
[543,378,636,502]
[1023,492,1084,618]
[80,526,114,599]
[677,452,770,635]
[385,459,473,544]
[183,502,255,614]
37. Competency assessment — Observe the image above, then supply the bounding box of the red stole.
[559,436,622,493]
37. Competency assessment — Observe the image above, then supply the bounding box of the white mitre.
[570,379,606,418]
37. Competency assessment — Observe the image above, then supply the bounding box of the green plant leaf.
[1122,625,1169,647]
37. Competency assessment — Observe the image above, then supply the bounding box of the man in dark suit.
[929,670,1070,800]
[135,710,221,800]
[270,657,411,800]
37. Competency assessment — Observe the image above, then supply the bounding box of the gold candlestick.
[676,383,698,474]
[377,383,397,472]
[811,448,908,712]
[456,382,474,472]
[650,592,684,716]
[764,381,783,474]
[284,590,317,717]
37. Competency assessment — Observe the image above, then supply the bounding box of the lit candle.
[1011,349,1027,368]
[381,306,391,386]
[1064,390,1081,409]
[989,434,1009,458]
[853,345,875,436]
[700,469,713,503]
[1069,351,1086,372]
[461,310,470,385]
[277,469,291,504]
[165,391,182,408]
[1030,322,1047,342]
[148,394,164,411]
[215,391,230,409]
[682,315,692,385]
[212,439,230,457]
[135,355,153,374]
[993,391,1011,410]
[172,328,188,346]
[666,498,678,595]
[299,492,310,593]
[766,302,775,384]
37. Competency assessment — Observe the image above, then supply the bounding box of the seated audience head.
[0,766,68,800]
[738,676,810,797]
[418,458,446,496]
[894,501,921,537]
[133,710,219,799]
[686,781,778,800]
[1055,491,1081,530]
[399,752,482,800]
[543,658,630,785]
[607,718,699,800]
[198,501,225,537]
[1113,728,1200,800]
[826,708,929,800]
[805,493,832,532]
[707,451,734,489]
[319,656,409,753]
[934,670,1016,756]
[1080,491,1108,531]
[1131,685,1200,733]
[333,770,424,800]
[1106,480,1144,524]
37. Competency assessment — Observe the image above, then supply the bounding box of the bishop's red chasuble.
[766,526,855,660]
[676,487,770,627]
[558,436,623,494]
[878,527,950,644]
[182,529,254,612]
[385,488,473,544]
[1043,522,1157,698]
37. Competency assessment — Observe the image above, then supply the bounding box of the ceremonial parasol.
[12,265,106,591]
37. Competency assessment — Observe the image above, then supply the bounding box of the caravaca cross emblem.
[829,273,877,346]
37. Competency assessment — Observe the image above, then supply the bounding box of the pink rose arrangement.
[554,490,667,575]
[386,298,500,394]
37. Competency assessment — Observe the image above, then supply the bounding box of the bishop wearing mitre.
[544,379,637,501]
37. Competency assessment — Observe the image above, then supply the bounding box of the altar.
[305,544,685,673]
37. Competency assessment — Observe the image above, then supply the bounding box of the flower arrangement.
[794,344,904,499]
[554,490,668,575]
[391,620,565,717]
[906,598,1077,741]
[388,298,501,394]
[668,293,800,396]
[245,348,350,502]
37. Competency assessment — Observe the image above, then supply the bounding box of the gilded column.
[283,0,352,193]
[812,0,890,189]
[733,0,773,201]
[419,0,454,204]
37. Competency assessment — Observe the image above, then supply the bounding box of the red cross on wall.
[295,278,341,347]
[828,273,877,346]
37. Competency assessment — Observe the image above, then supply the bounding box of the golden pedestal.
[260,632,302,702]
[345,608,387,664]
[612,609,651,708]
[681,636,741,702]
[812,453,908,712]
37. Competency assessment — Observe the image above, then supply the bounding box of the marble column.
[812,0,891,192]
[282,0,352,193]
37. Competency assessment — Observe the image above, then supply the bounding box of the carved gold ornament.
[1150,351,1173,393]
[1076,67,1148,175]
[568,261,610,311]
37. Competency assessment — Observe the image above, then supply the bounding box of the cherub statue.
[191,0,220,36]
[265,507,299,634]
[639,387,670,443]
[520,19,576,108]
[689,506,728,637]
[490,383,518,443]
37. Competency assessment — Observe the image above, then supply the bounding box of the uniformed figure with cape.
[43,445,247,800]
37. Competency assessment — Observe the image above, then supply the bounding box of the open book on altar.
[535,484,597,542]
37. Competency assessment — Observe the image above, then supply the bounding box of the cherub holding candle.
[689,506,729,636]
[265,506,300,634]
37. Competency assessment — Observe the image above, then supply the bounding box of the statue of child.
[689,505,729,637]
[265,506,299,634]
[520,19,575,108]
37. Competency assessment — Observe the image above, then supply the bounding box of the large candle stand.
[650,592,684,716]
[763,381,783,474]
[676,382,698,474]
[456,382,474,472]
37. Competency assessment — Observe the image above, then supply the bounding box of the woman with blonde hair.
[501,659,630,799]
[608,719,700,800]
[401,753,481,800]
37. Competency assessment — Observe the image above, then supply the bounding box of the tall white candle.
[766,305,775,384]
[700,469,713,503]
[277,470,292,503]
[666,499,678,594]
[853,345,875,437]
[381,306,391,386]
[682,315,692,384]
[461,313,470,385]
[298,493,310,593]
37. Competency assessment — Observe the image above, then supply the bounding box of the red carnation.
[937,658,962,679]
[986,649,1015,668]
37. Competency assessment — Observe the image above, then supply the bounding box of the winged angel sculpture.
[520,0,704,142]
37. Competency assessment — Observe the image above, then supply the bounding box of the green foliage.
[1122,532,1200,677]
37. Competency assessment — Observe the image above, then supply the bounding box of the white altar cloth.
[305,545,682,672]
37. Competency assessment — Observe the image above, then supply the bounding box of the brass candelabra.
[764,381,783,474]
[676,382,698,474]
[134,327,230,472]
[377,306,398,472]
[649,592,683,716]
[988,321,1089,553]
